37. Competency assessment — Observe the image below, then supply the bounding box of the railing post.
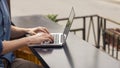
[112,34,115,57]
[97,16,100,48]
[108,34,111,54]
[83,17,86,40]
[102,19,106,50]
[116,36,119,59]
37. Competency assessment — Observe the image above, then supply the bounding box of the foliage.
[47,14,58,22]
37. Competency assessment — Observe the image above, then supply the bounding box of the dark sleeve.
[11,21,15,26]
[0,40,3,55]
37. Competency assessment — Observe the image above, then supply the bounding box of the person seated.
[0,0,53,68]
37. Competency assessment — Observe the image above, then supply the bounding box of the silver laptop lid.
[63,7,75,39]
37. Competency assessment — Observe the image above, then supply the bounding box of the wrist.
[22,28,30,34]
[24,36,34,45]
[19,37,32,46]
[19,28,31,35]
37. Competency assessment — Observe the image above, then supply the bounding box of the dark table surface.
[12,15,120,68]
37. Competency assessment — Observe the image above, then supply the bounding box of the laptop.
[30,7,75,48]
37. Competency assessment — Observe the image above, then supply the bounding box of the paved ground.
[11,0,120,22]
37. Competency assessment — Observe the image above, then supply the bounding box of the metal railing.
[56,14,120,60]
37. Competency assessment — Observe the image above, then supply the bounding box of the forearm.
[1,37,29,55]
[1,31,53,55]
[11,26,29,39]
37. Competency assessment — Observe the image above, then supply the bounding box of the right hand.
[27,33,54,45]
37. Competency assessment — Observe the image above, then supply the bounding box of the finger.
[50,35,54,42]
[37,33,54,42]
[30,32,37,35]
[41,38,52,43]
[42,34,54,42]
[47,34,54,43]
[27,31,37,36]
[38,27,50,34]
[39,29,49,34]
[42,27,50,34]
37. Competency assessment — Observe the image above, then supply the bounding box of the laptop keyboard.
[52,34,60,44]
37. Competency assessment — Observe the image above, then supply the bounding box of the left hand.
[27,27,50,35]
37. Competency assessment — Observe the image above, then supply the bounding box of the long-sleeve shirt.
[0,0,14,66]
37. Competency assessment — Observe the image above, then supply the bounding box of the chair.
[13,46,41,65]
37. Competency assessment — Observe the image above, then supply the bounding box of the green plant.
[47,14,58,22]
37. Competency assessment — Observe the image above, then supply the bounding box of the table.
[12,15,120,68]
[31,33,120,68]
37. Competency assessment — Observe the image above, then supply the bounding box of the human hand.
[27,27,50,35]
[27,33,53,45]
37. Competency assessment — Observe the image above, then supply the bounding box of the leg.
[11,58,43,68]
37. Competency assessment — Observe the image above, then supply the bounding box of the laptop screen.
[63,7,75,39]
